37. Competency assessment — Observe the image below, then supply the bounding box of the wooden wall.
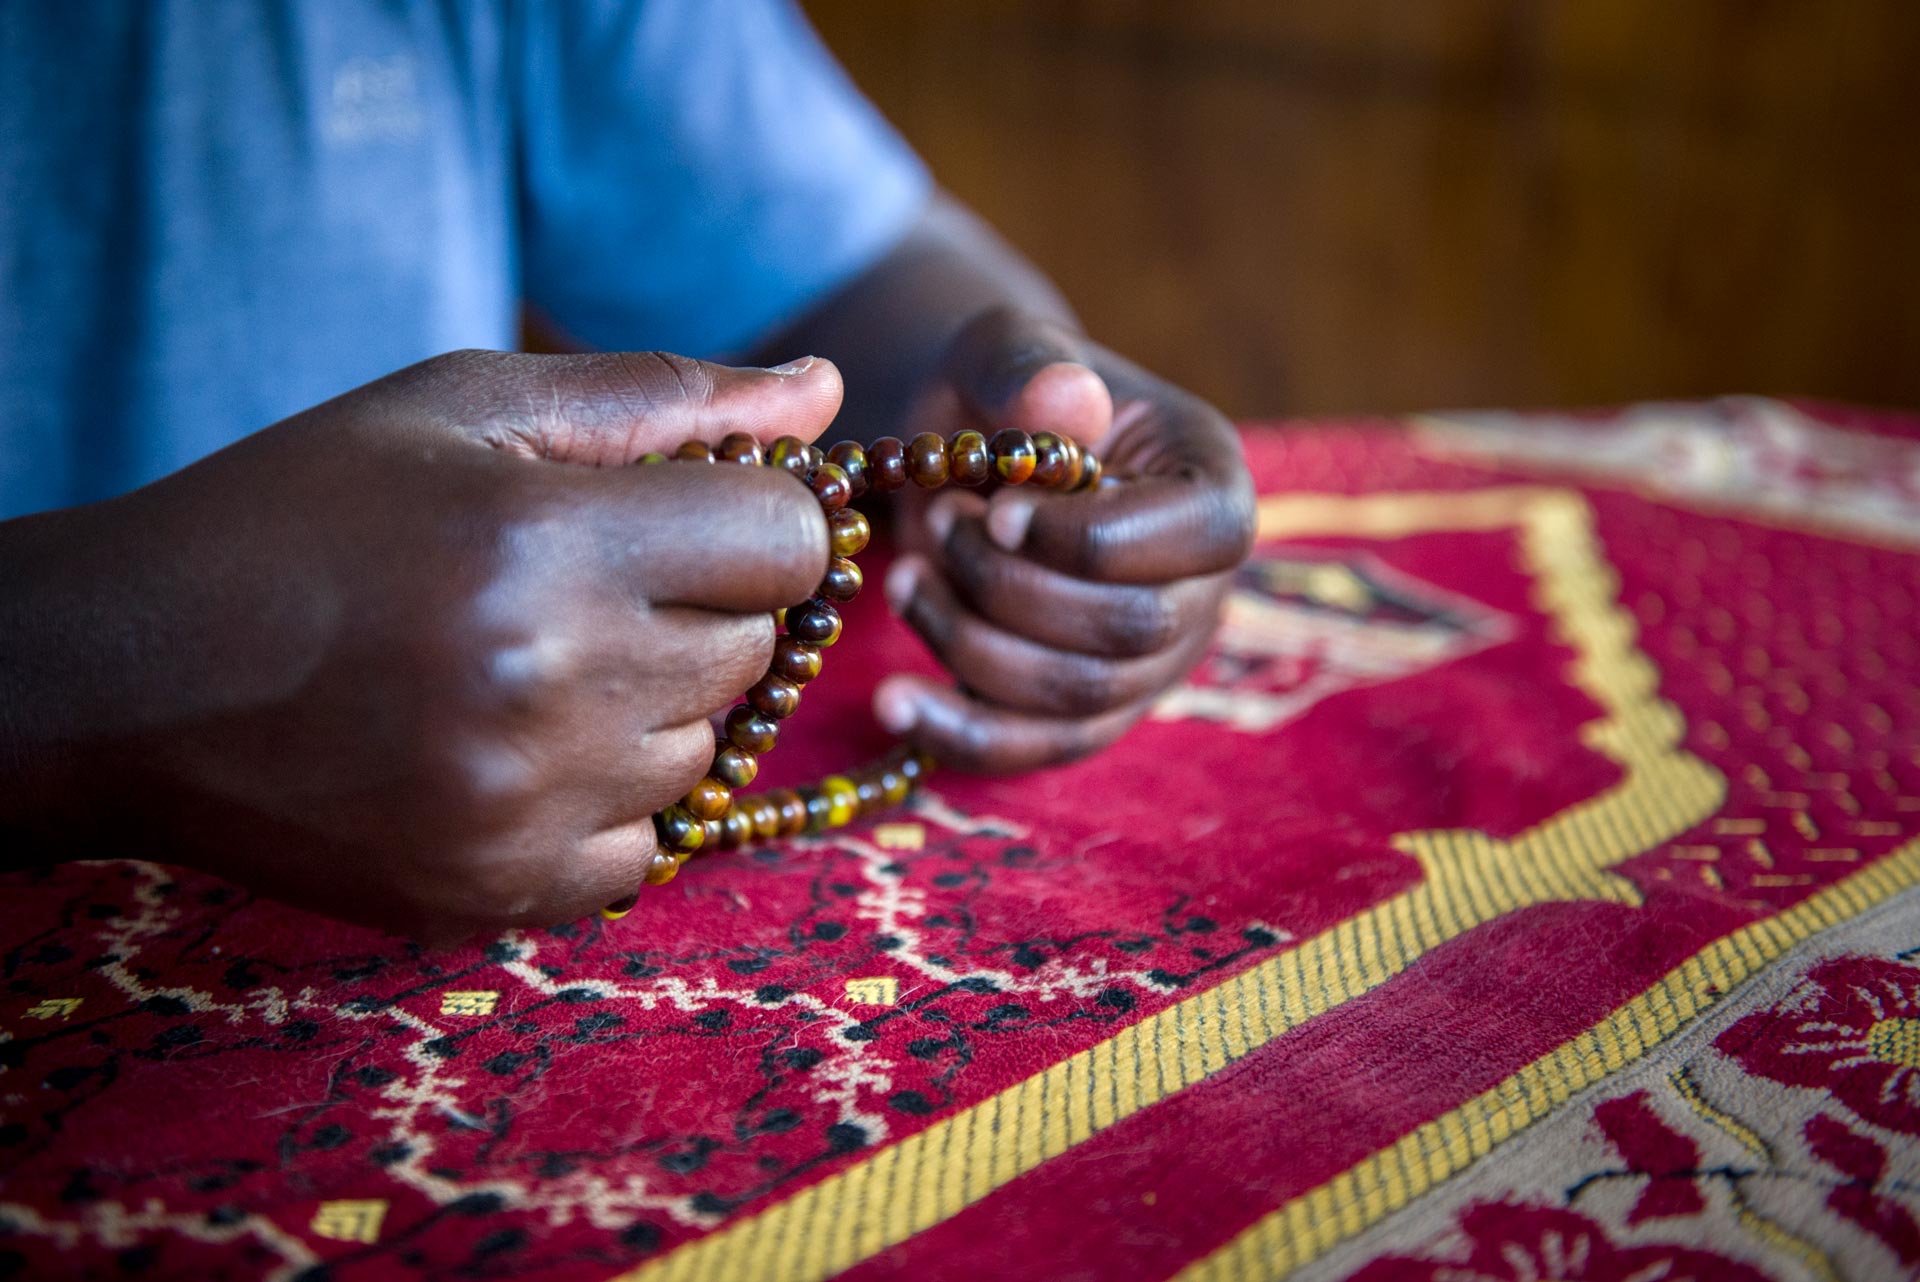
[804,1,1920,418]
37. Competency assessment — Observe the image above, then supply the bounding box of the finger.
[981,398,1256,583]
[873,674,1152,775]
[944,307,1114,446]
[598,607,775,728]
[438,350,844,466]
[568,461,830,611]
[926,495,1231,657]
[887,556,1210,717]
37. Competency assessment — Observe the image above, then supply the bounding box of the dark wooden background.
[804,1,1920,419]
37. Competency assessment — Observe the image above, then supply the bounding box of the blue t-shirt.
[0,1,929,517]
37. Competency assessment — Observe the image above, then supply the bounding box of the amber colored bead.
[674,439,715,463]
[1057,437,1085,489]
[907,432,950,488]
[828,508,871,557]
[712,744,758,789]
[806,462,852,513]
[769,637,822,685]
[867,436,908,492]
[854,775,884,812]
[747,673,802,719]
[988,428,1037,483]
[684,776,732,822]
[657,804,705,855]
[802,788,832,833]
[716,431,763,465]
[726,705,779,754]
[787,599,842,647]
[948,429,990,486]
[1074,451,1103,491]
[879,769,910,805]
[601,893,639,919]
[1030,432,1069,487]
[722,808,755,849]
[827,441,869,496]
[819,557,863,603]
[768,435,812,478]
[641,852,680,886]
[770,788,809,837]
[897,750,928,784]
[821,774,860,827]
[700,818,725,855]
[636,451,668,466]
[747,796,782,841]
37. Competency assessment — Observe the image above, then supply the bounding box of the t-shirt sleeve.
[515,0,931,358]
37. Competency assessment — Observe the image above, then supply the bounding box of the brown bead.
[806,462,852,513]
[684,776,732,821]
[641,852,679,886]
[747,673,802,719]
[722,808,755,849]
[1057,437,1085,489]
[948,429,990,486]
[768,435,812,478]
[636,451,668,466]
[854,775,884,812]
[879,769,910,805]
[1073,451,1103,491]
[770,788,809,837]
[712,744,758,789]
[827,441,869,496]
[989,429,1037,483]
[1030,432,1069,487]
[770,637,822,684]
[602,892,639,917]
[787,599,842,647]
[818,556,863,603]
[747,796,781,841]
[716,432,763,466]
[867,437,908,492]
[674,439,715,463]
[801,788,832,833]
[725,705,779,754]
[828,508,871,557]
[897,750,928,784]
[656,804,705,855]
[701,818,725,854]
[908,432,950,488]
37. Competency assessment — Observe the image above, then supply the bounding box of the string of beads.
[602,426,1099,919]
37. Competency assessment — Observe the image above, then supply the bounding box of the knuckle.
[614,350,715,411]
[1106,589,1179,655]
[1045,656,1121,715]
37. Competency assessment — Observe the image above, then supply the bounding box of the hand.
[0,350,841,940]
[877,307,1256,771]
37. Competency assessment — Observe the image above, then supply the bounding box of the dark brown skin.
[0,194,1253,938]
[0,351,840,940]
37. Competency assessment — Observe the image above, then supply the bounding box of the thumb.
[476,351,844,467]
[945,308,1114,448]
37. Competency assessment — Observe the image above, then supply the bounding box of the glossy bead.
[674,439,715,463]
[712,744,758,789]
[828,508,871,557]
[770,637,823,684]
[908,432,950,488]
[879,769,910,805]
[768,435,813,478]
[787,599,842,647]
[897,750,929,784]
[818,557,862,603]
[601,893,639,919]
[1030,432,1069,487]
[747,673,802,719]
[726,705,779,754]
[802,788,832,834]
[684,776,732,822]
[722,808,755,849]
[948,429,990,486]
[854,775,884,812]
[747,796,782,841]
[867,436,908,492]
[1074,451,1103,491]
[806,462,852,513]
[827,441,869,496]
[701,818,726,854]
[770,788,809,837]
[821,774,860,827]
[636,451,668,466]
[656,804,705,855]
[716,432,763,466]
[1057,437,1085,489]
[989,429,1037,483]
[641,852,680,886]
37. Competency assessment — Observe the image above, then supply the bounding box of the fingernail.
[885,557,921,614]
[925,494,960,545]
[769,356,817,376]
[988,496,1035,552]
[874,682,918,734]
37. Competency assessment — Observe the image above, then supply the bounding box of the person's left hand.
[877,306,1256,772]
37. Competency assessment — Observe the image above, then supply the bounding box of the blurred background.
[805,0,1920,420]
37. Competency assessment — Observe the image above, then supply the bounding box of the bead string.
[601,427,1100,919]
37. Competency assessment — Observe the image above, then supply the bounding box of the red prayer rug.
[3,397,1919,1281]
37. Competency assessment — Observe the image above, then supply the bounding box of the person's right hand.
[0,350,841,941]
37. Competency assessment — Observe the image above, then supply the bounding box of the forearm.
[749,192,1079,444]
